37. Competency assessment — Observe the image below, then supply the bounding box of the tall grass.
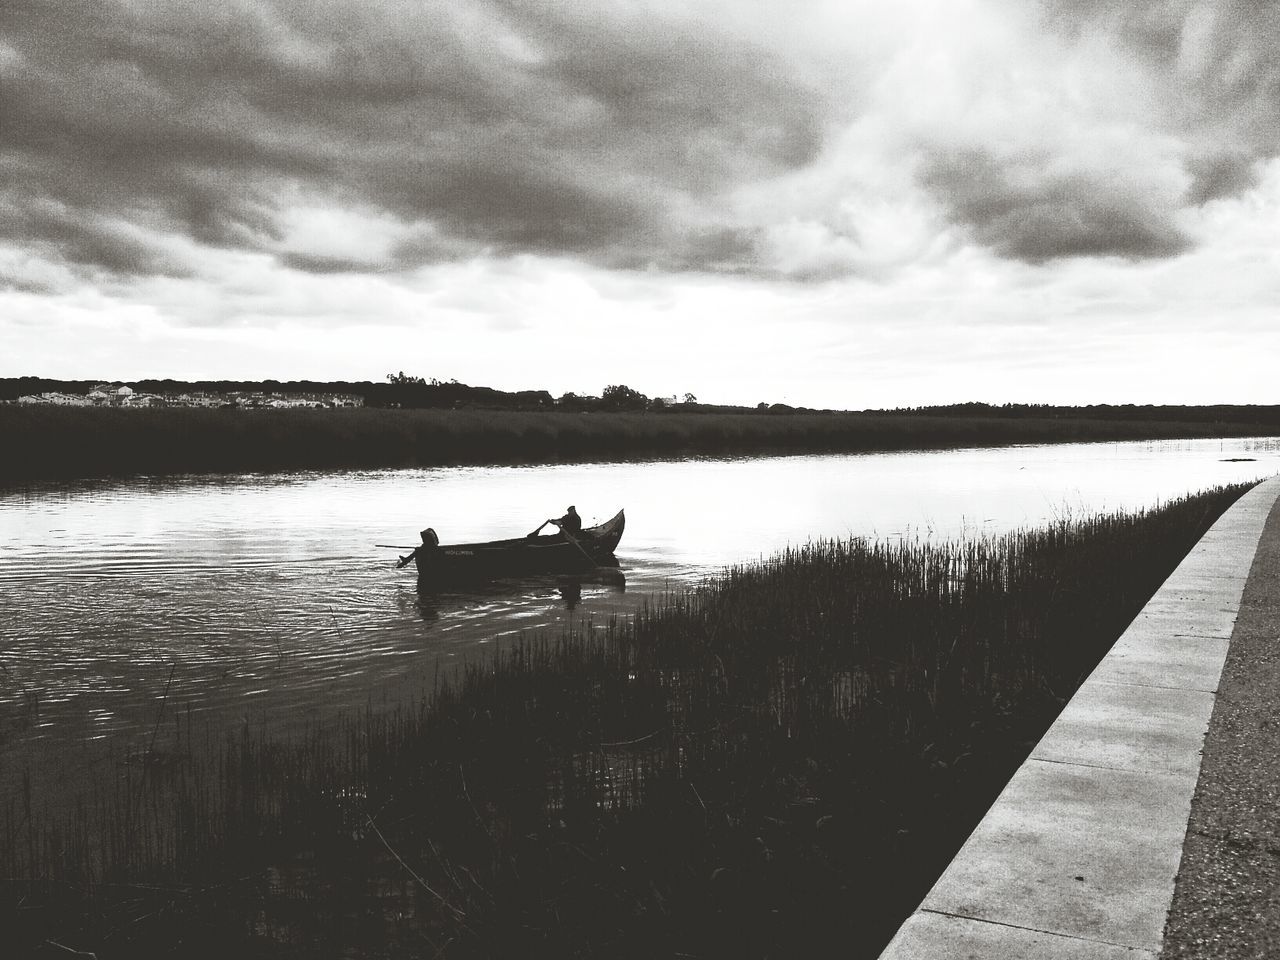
[1,483,1253,958]
[2,405,1274,480]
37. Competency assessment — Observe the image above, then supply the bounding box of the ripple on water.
[2,442,1275,812]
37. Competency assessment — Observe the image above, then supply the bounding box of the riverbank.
[2,483,1253,958]
[3,406,1277,481]
[880,475,1280,959]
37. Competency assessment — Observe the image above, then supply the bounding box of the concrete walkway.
[879,475,1280,960]
[1160,480,1280,959]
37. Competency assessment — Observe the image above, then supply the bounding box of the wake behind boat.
[393,509,625,581]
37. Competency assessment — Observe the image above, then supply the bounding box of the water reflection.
[560,580,581,610]
[415,567,627,620]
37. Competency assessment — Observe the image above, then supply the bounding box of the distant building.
[16,392,92,406]
[12,383,365,410]
[174,393,220,407]
[123,393,165,407]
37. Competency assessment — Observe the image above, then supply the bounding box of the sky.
[2,0,1278,409]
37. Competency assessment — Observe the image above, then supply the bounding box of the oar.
[560,527,601,568]
[526,519,553,539]
[376,542,423,568]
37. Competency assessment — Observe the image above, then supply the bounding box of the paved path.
[879,475,1280,960]
[1160,481,1280,959]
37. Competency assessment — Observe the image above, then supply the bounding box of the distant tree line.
[0,375,558,411]
[3,377,1279,425]
[0,375,703,413]
[871,401,1280,426]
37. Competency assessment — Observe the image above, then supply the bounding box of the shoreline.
[879,475,1280,959]
[3,406,1277,483]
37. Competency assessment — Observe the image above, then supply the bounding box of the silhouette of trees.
[602,384,648,411]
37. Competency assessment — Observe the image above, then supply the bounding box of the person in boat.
[550,505,582,537]
[398,527,440,568]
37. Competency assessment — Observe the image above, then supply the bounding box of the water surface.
[1,437,1275,798]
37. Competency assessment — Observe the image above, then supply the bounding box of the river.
[1,436,1276,801]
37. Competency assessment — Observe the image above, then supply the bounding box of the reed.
[2,405,1273,481]
[1,482,1253,958]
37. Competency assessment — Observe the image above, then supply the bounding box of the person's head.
[566,505,578,515]
[420,528,439,546]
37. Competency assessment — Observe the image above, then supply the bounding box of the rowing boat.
[407,509,625,580]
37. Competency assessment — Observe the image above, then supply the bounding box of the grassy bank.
[3,405,1276,481]
[2,483,1253,958]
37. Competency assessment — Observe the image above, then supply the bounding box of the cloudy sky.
[2,0,1277,408]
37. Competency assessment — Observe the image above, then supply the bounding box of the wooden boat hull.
[414,509,625,581]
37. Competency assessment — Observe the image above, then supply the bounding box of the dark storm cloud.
[0,0,824,285]
[1183,150,1261,205]
[921,149,1191,263]
[911,0,1280,264]
[7,192,194,279]
[1035,0,1280,163]
[277,251,385,275]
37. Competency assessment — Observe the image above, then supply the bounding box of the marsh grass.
[2,405,1273,481]
[1,483,1253,958]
